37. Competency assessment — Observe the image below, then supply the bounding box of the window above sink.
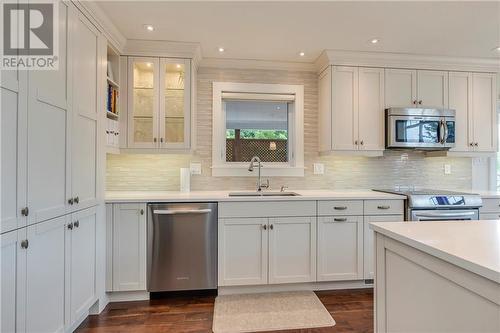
[212,82,305,177]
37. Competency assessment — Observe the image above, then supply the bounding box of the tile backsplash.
[106,67,472,192]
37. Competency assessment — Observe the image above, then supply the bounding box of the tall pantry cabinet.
[1,2,104,332]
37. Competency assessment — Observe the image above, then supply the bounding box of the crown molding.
[123,39,202,64]
[72,1,126,52]
[199,57,316,72]
[315,50,500,73]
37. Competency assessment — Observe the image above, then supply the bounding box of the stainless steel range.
[373,189,482,221]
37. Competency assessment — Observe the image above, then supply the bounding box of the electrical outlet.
[444,164,451,175]
[190,163,202,175]
[313,163,325,175]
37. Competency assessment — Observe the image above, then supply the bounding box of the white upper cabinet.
[416,70,448,108]
[358,67,385,151]
[331,66,358,150]
[471,73,497,152]
[384,69,417,107]
[268,217,316,284]
[1,71,26,234]
[449,72,497,153]
[70,11,99,210]
[449,72,472,152]
[27,1,70,225]
[385,69,448,108]
[127,56,192,150]
[319,66,385,153]
[218,218,268,286]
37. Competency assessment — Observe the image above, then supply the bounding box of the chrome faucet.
[248,156,269,192]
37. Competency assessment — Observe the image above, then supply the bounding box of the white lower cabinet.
[268,217,316,284]
[363,215,404,280]
[26,216,67,333]
[0,208,97,333]
[218,218,268,286]
[66,207,97,328]
[109,203,147,291]
[317,216,363,281]
[1,228,27,333]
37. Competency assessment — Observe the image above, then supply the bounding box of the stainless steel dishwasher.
[147,202,217,292]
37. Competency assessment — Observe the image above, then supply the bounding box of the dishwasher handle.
[153,209,212,215]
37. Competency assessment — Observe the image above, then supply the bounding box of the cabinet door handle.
[469,142,474,147]
[418,100,423,105]
[412,100,417,105]
[140,209,144,215]
[21,207,29,216]
[269,224,274,230]
[333,218,348,222]
[20,239,29,249]
[160,138,164,143]
[153,137,157,143]
[333,206,348,210]
[262,224,267,230]
[68,198,74,205]
[74,196,79,204]
[474,143,479,147]
[360,140,364,146]
[354,140,358,145]
[377,205,391,210]
[67,223,74,230]
[74,220,80,228]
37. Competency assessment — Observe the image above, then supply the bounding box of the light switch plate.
[444,164,451,175]
[313,163,325,175]
[190,163,202,175]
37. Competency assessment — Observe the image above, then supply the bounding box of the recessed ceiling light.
[146,62,152,67]
[299,51,305,57]
[176,64,181,69]
[144,24,154,32]
[370,38,380,44]
[218,47,225,53]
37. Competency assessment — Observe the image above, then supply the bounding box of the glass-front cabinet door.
[127,57,159,148]
[159,58,191,148]
[127,57,191,149]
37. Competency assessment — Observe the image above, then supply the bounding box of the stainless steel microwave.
[385,108,456,150]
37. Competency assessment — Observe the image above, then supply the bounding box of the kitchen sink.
[228,191,301,197]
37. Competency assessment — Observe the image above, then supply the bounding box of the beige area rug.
[212,291,336,333]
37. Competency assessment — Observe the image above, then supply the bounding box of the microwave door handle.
[439,120,445,144]
[444,121,449,143]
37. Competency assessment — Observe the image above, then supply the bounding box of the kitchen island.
[370,220,500,333]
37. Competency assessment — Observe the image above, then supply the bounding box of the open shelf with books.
[106,44,121,153]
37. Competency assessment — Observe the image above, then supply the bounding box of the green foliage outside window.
[226,129,288,140]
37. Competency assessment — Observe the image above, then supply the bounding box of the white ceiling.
[94,1,500,62]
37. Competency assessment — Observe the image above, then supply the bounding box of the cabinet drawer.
[218,201,316,218]
[480,198,500,213]
[479,213,500,220]
[318,200,363,216]
[364,200,404,215]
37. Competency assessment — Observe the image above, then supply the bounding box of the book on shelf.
[107,84,119,115]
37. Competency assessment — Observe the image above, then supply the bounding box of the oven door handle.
[439,120,446,144]
[414,211,476,219]
[153,209,212,215]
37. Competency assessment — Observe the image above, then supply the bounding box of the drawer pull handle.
[333,218,348,222]
[262,224,267,230]
[334,206,348,210]
[377,205,391,210]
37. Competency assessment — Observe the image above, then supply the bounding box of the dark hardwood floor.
[77,289,373,333]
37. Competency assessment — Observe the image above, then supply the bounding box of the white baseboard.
[218,280,372,295]
[107,290,150,302]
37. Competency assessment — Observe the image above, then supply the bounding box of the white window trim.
[212,82,304,177]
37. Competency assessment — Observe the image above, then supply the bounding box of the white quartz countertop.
[105,189,406,203]
[370,220,500,284]
[475,190,500,199]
